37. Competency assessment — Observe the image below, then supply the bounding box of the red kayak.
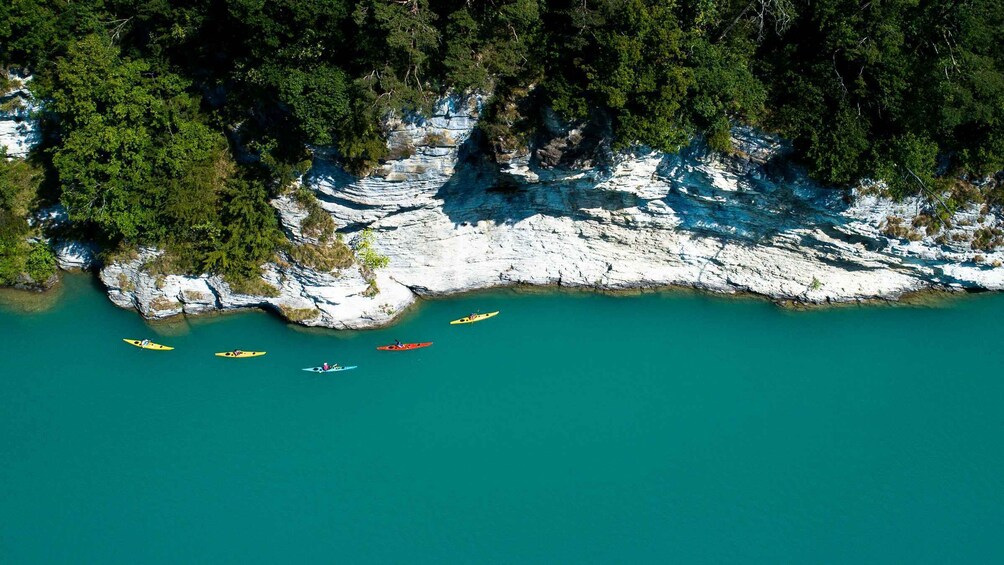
[376,342,433,351]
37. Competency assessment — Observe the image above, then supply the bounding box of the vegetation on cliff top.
[2,0,1004,284]
[0,150,56,286]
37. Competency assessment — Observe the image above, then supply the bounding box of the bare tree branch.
[906,167,952,217]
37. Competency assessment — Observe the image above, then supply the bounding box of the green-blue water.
[2,275,1003,563]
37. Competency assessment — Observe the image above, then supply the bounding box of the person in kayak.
[232,349,243,357]
[394,339,403,349]
[141,339,151,347]
[322,362,330,371]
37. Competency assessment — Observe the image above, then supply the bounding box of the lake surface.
[2,275,1002,563]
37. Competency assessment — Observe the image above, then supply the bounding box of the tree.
[352,0,440,112]
[0,150,54,286]
[43,34,226,244]
[202,177,283,280]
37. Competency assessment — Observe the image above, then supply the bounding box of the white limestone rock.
[99,248,413,329]
[303,111,1004,310]
[99,97,1004,328]
[52,240,98,271]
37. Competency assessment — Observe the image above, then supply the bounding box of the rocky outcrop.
[8,270,58,291]
[304,113,1004,304]
[28,206,98,272]
[99,248,412,329]
[1,72,40,159]
[52,240,98,271]
[101,96,1004,327]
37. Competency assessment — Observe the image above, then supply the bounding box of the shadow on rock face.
[434,135,644,227]
[653,144,858,246]
[434,133,866,252]
[305,124,946,278]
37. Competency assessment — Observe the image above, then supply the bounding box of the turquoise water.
[2,275,1003,563]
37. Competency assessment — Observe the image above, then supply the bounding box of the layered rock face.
[99,249,412,329]
[304,99,1004,301]
[102,96,1004,327]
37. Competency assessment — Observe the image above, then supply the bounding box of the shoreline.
[0,277,66,313]
[19,109,1004,330]
[1,271,986,325]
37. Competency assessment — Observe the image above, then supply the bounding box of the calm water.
[1,275,1003,563]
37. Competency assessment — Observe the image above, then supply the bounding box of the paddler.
[141,339,151,347]
[322,362,330,371]
[394,339,403,349]
[232,349,243,356]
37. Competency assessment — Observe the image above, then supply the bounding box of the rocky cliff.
[94,96,1004,326]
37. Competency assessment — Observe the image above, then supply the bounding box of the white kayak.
[302,366,357,373]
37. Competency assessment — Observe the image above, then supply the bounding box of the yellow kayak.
[450,311,499,325]
[123,339,174,351]
[215,351,267,358]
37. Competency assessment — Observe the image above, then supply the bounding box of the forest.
[1,0,1003,286]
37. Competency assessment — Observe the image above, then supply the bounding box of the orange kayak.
[376,342,433,351]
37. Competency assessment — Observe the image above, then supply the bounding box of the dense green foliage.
[2,0,1004,284]
[0,151,56,286]
[763,0,1004,189]
[44,35,225,243]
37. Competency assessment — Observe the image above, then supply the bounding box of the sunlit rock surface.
[103,96,1004,327]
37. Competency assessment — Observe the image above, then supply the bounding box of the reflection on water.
[0,279,65,313]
